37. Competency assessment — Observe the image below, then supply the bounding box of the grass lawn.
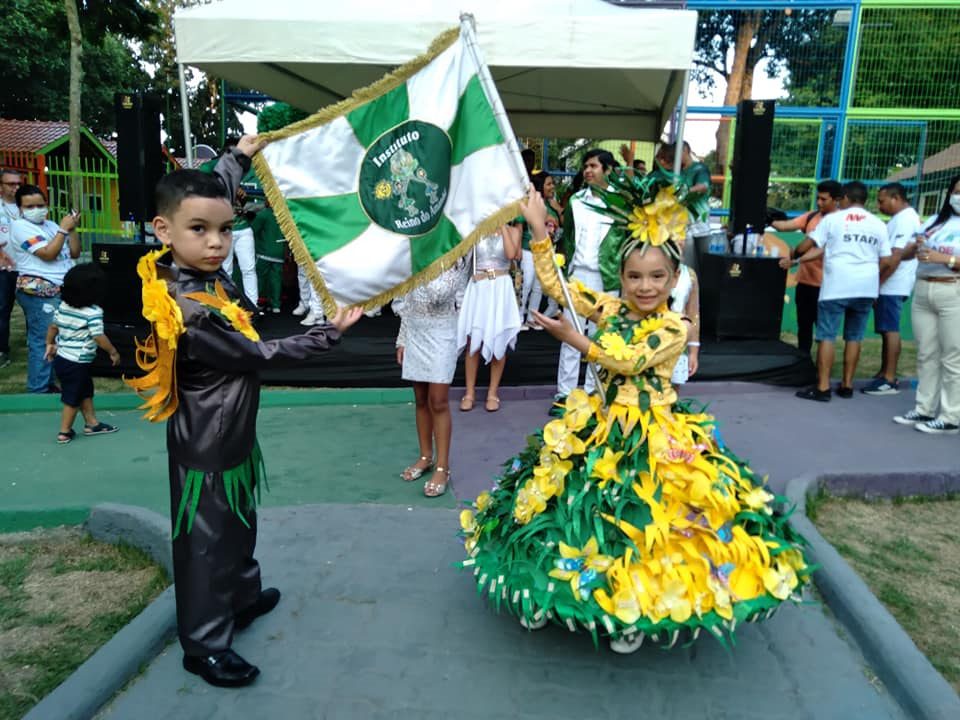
[0,527,167,720]
[811,495,960,693]
[781,332,917,381]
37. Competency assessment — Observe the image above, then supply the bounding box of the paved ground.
[5,381,954,718]
[3,382,953,523]
[97,504,905,720]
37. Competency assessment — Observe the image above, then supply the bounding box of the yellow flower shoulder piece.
[183,281,261,342]
[124,247,186,422]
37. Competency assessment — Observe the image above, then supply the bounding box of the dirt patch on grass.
[0,527,167,720]
[814,496,960,693]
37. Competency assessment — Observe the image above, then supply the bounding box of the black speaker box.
[92,241,160,325]
[698,254,786,341]
[115,92,164,223]
[729,99,776,236]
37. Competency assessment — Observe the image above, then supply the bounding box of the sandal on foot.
[57,430,76,445]
[424,467,450,497]
[485,396,501,413]
[83,422,118,436]
[459,395,475,412]
[401,456,433,482]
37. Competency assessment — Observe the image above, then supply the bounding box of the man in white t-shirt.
[793,181,892,401]
[861,182,921,396]
[0,168,22,369]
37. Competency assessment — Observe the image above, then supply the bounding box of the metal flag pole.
[459,13,605,403]
[178,62,194,167]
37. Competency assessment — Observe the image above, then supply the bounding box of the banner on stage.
[253,23,528,314]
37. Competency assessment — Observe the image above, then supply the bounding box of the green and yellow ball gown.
[460,239,810,648]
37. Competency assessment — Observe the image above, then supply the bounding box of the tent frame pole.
[673,69,690,175]
[178,62,194,167]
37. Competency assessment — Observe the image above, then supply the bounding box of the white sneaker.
[300,310,318,326]
[892,410,934,426]
[292,303,307,317]
[915,419,960,435]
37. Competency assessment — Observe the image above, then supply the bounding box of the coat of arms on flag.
[253,22,529,315]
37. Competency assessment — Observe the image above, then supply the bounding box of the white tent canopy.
[174,0,697,142]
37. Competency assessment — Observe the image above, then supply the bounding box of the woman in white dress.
[669,253,701,387]
[395,260,470,497]
[457,225,522,412]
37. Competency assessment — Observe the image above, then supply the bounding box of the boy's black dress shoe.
[182,649,259,687]
[235,587,281,630]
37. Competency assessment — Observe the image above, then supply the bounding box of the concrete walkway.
[3,381,954,717]
[97,504,905,720]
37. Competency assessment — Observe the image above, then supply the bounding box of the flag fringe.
[358,199,523,314]
[257,26,461,144]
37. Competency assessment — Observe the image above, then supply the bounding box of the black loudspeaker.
[92,241,160,325]
[115,92,164,223]
[729,99,776,236]
[698,253,786,341]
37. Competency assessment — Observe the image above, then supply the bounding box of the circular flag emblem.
[359,120,451,236]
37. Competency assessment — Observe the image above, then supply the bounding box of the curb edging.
[22,505,176,720]
[787,473,960,720]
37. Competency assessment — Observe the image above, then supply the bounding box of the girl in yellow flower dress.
[460,186,810,652]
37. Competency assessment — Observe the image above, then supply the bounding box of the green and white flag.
[254,23,528,313]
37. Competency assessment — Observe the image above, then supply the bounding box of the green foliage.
[0,0,154,135]
[694,9,835,101]
[257,103,310,133]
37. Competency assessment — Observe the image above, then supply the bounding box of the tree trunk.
[713,11,762,175]
[65,0,83,215]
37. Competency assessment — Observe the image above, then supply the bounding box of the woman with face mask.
[10,185,80,393]
[893,175,960,434]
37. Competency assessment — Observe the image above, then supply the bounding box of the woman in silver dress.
[394,260,470,497]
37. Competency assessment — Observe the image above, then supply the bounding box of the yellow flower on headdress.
[626,186,689,247]
[513,480,548,524]
[554,253,566,269]
[597,332,635,362]
[590,447,624,488]
[542,419,586,459]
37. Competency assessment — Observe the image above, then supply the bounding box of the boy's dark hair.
[878,182,908,201]
[583,148,616,171]
[61,263,107,308]
[816,180,843,199]
[155,169,230,217]
[842,181,868,206]
[15,184,46,207]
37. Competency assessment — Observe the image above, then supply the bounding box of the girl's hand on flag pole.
[331,306,364,332]
[519,186,548,243]
[530,309,575,345]
[237,134,266,158]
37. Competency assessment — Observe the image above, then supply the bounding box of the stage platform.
[94,307,815,388]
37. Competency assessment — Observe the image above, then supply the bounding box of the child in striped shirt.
[44,263,121,444]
